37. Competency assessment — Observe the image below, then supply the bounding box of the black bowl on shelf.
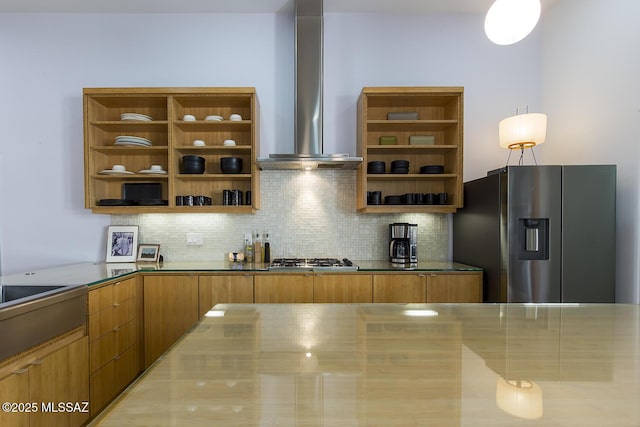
[384,195,403,205]
[98,199,134,206]
[367,161,386,174]
[390,160,409,167]
[220,157,243,174]
[390,168,409,174]
[420,165,445,174]
[181,155,205,174]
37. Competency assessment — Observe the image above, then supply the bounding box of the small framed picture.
[106,225,139,263]
[137,244,161,263]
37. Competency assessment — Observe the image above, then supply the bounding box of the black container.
[223,190,231,206]
[367,191,382,205]
[420,165,445,174]
[437,192,448,205]
[367,161,386,174]
[220,157,243,174]
[245,190,252,206]
[384,195,403,205]
[423,193,436,205]
[182,155,205,174]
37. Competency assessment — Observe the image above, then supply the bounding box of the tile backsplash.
[112,170,450,262]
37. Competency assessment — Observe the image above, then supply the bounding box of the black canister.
[245,190,252,206]
[223,190,231,206]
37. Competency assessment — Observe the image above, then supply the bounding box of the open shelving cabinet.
[83,87,259,214]
[356,87,464,213]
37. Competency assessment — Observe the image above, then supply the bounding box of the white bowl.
[150,164,163,171]
[205,115,223,121]
[112,164,126,172]
[229,114,242,121]
[223,139,236,146]
[193,140,206,147]
[183,114,196,121]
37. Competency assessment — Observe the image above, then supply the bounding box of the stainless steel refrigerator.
[453,165,616,303]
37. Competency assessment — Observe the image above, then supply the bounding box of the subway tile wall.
[111,170,450,262]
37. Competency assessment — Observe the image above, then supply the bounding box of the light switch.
[186,233,204,246]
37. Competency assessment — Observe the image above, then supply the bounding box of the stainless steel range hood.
[257,0,362,170]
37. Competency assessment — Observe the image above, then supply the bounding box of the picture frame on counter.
[137,243,161,263]
[106,225,139,263]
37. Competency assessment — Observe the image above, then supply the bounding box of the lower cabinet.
[0,330,89,427]
[313,274,373,303]
[254,274,314,303]
[373,274,427,303]
[373,272,482,303]
[198,274,254,318]
[426,272,482,303]
[143,274,199,368]
[255,273,374,303]
[87,276,143,416]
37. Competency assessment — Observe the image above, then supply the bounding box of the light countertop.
[0,261,480,288]
[90,303,640,426]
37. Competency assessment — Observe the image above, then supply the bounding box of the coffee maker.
[389,223,418,265]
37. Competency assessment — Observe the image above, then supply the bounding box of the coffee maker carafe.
[389,223,418,265]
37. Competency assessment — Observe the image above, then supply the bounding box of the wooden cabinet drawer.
[88,284,115,314]
[115,297,135,325]
[115,319,137,355]
[89,306,115,340]
[114,277,136,302]
[90,331,116,374]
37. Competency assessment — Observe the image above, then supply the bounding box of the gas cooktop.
[268,258,358,271]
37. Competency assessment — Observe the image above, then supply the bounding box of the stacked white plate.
[114,135,153,147]
[121,112,152,121]
[138,168,167,175]
[99,168,134,175]
[204,115,223,122]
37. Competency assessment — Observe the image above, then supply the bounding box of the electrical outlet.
[186,233,204,246]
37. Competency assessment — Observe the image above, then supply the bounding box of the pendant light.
[485,0,541,45]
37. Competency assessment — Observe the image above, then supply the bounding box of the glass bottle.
[263,230,271,263]
[244,235,253,263]
[253,231,262,263]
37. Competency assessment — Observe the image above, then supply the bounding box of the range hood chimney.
[257,0,362,170]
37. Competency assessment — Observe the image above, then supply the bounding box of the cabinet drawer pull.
[418,274,426,277]
[113,302,120,307]
[113,327,120,332]
[29,359,43,366]
[13,367,29,375]
[430,274,437,277]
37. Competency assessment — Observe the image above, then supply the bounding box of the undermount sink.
[0,283,87,360]
[1,285,65,303]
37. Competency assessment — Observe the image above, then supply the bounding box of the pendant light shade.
[485,0,541,45]
[499,113,547,149]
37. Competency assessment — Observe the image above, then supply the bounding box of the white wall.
[542,0,640,303]
[1,11,542,275]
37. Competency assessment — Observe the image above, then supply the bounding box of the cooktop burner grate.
[268,258,356,270]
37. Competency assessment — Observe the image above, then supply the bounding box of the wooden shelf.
[83,87,260,214]
[357,86,464,213]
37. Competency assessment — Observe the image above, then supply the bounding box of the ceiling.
[0,0,557,14]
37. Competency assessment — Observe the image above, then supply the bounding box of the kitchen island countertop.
[89,302,640,426]
[0,260,480,288]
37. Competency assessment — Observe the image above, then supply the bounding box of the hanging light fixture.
[499,108,547,165]
[485,0,542,45]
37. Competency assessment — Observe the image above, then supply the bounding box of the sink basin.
[1,285,65,303]
[0,284,87,360]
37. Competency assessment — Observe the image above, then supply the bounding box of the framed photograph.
[137,244,161,263]
[106,225,139,263]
